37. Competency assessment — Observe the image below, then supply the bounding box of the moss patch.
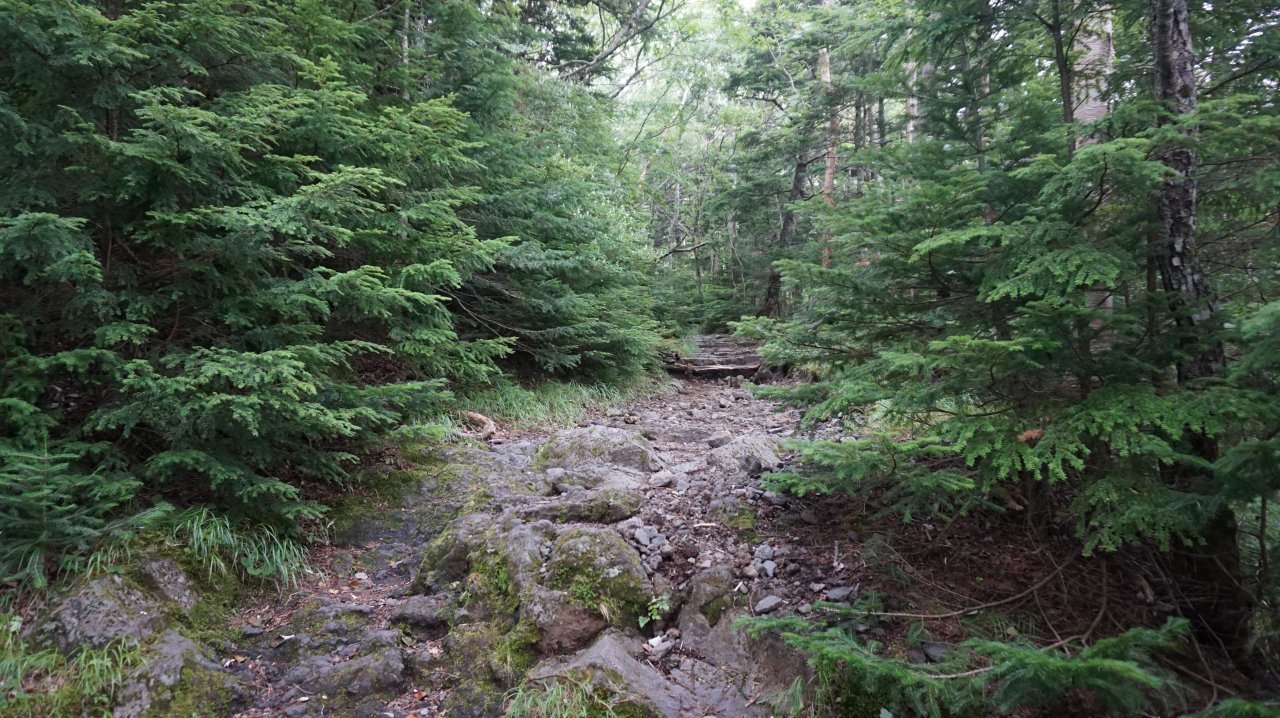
[436,538,541,714]
[491,618,540,681]
[700,593,744,628]
[546,528,650,626]
[463,549,520,622]
[149,666,237,718]
[171,564,246,647]
[441,623,511,716]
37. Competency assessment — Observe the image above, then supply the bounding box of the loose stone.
[754,596,783,614]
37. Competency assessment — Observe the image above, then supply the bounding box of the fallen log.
[665,362,762,377]
[461,410,496,440]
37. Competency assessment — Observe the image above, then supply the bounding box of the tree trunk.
[819,47,838,268]
[778,158,808,249]
[1049,0,1075,155]
[1075,14,1114,124]
[877,97,887,148]
[905,26,918,144]
[765,159,809,317]
[1149,0,1248,648]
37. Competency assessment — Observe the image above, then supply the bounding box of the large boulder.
[527,631,767,718]
[389,594,451,634]
[412,513,494,591]
[42,576,165,653]
[39,564,250,718]
[546,527,652,625]
[679,566,739,631]
[137,558,199,612]
[672,570,811,705]
[536,426,663,473]
[708,433,782,476]
[523,585,608,654]
[513,487,643,524]
[528,632,671,716]
[275,644,406,709]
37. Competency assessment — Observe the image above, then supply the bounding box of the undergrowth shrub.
[0,447,170,591]
[504,676,644,718]
[741,611,1191,718]
[0,0,658,593]
[1185,699,1280,718]
[463,377,672,429]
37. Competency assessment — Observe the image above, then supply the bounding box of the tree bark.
[778,158,808,249]
[1075,14,1114,124]
[1151,0,1223,383]
[818,46,838,268]
[1149,0,1248,648]
[1050,0,1076,155]
[877,97,887,148]
[764,158,810,317]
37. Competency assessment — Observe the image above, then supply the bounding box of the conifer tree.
[0,0,663,583]
[726,0,1279,660]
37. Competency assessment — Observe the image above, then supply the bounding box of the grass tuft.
[1,615,142,718]
[167,507,310,586]
[463,377,673,430]
[504,675,646,718]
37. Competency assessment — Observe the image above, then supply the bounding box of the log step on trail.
[664,334,763,378]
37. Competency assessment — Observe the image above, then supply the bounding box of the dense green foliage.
[2,0,1277,714]
[0,0,662,589]
[743,612,1189,717]
[625,0,1280,712]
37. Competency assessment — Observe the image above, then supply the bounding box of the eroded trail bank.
[40,340,874,718]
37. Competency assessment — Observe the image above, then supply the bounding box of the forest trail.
[210,337,864,717]
[664,335,765,378]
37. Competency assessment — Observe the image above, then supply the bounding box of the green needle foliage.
[626,0,1277,710]
[0,0,661,587]
[0,448,166,590]
[744,613,1190,718]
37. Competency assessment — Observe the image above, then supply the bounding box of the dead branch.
[866,554,1078,620]
[461,410,496,440]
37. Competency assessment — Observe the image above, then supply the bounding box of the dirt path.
[213,337,866,718]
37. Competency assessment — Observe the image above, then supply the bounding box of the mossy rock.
[441,623,519,717]
[535,426,662,472]
[707,497,755,528]
[412,513,493,592]
[143,662,241,718]
[547,527,652,626]
[516,488,644,524]
[673,566,739,629]
[330,448,501,548]
[461,548,521,625]
[114,629,243,718]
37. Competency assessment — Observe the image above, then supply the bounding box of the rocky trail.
[40,338,875,718]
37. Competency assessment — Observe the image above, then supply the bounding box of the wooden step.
[663,335,763,377]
